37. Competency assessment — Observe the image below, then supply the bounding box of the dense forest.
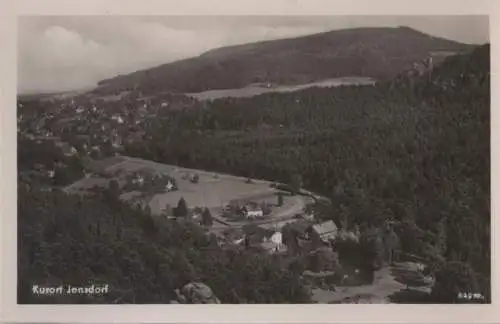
[18,44,490,303]
[18,182,312,303]
[123,44,490,300]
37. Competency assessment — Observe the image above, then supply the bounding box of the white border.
[1,0,499,323]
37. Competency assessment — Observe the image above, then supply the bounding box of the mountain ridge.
[95,26,474,95]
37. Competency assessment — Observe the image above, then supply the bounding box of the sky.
[18,15,489,94]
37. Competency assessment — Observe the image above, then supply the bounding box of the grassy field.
[64,155,314,235]
[186,77,376,101]
[67,156,291,218]
[148,170,277,215]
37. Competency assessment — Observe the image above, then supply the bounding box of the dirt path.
[311,262,432,304]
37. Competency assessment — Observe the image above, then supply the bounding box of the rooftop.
[312,220,338,236]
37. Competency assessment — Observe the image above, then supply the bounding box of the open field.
[186,77,376,101]
[106,157,280,214]
[64,156,312,229]
[148,179,276,215]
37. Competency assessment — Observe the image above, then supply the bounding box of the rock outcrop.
[174,282,221,304]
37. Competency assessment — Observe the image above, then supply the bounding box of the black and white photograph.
[3,1,494,317]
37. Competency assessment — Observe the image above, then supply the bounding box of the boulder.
[175,282,220,304]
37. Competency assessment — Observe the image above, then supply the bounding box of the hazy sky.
[18,15,489,94]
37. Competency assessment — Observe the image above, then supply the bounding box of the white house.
[261,231,287,253]
[111,115,124,124]
[165,180,175,192]
[270,231,283,245]
[241,206,264,219]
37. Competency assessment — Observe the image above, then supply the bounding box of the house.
[233,237,245,245]
[240,205,264,219]
[165,180,175,192]
[60,143,77,157]
[111,114,124,124]
[270,231,283,245]
[190,173,200,183]
[302,213,315,221]
[111,137,123,149]
[308,220,338,246]
[222,228,246,245]
[260,231,287,253]
[191,208,203,223]
[132,175,145,186]
[337,228,360,243]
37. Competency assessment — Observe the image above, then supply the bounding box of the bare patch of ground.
[311,262,433,304]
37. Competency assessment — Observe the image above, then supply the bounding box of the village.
[61,154,340,255]
[18,85,349,259]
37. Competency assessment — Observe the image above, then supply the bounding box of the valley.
[16,25,490,305]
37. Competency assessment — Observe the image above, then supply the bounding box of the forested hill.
[123,44,490,299]
[96,26,473,94]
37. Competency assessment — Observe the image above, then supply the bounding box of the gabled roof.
[312,220,338,237]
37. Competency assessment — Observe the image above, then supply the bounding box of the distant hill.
[18,86,96,102]
[95,26,474,95]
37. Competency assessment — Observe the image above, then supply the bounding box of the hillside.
[95,26,473,95]
[122,44,490,300]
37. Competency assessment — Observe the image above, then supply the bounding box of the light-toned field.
[148,170,277,215]
[186,77,376,101]
[65,156,313,231]
[69,156,283,213]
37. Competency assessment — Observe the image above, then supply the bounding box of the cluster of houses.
[217,214,356,255]
[18,89,188,163]
[237,204,265,219]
